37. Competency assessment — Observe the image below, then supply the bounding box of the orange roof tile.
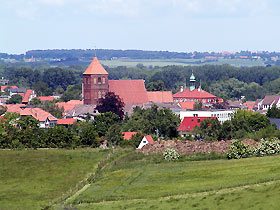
[109,80,148,105]
[20,108,57,122]
[83,57,108,75]
[57,118,76,125]
[173,88,217,99]
[144,135,155,144]
[1,85,18,92]
[5,104,26,113]
[38,96,55,101]
[56,100,83,112]
[147,91,173,103]
[22,89,33,103]
[122,132,138,140]
[178,101,195,110]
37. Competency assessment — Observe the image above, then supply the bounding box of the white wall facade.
[179,110,235,123]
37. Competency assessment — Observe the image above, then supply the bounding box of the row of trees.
[194,110,279,141]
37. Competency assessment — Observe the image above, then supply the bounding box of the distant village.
[0,57,279,148]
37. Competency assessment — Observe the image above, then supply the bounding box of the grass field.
[100,58,265,67]
[65,153,280,209]
[0,149,108,210]
[1,149,280,210]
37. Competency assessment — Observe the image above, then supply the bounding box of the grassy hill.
[1,149,280,209]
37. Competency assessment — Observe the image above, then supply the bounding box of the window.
[143,140,147,144]
[93,78,97,84]
[98,77,101,84]
[98,91,102,98]
[102,77,106,84]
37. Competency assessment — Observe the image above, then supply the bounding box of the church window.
[93,78,97,84]
[98,77,101,84]
[98,91,102,98]
[102,77,106,84]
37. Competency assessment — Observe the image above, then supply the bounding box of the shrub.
[254,137,280,157]
[227,140,252,159]
[163,148,180,161]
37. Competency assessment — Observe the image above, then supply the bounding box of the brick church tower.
[83,57,109,105]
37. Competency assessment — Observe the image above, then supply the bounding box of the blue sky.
[1,0,280,54]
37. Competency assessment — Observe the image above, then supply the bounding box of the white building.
[180,109,235,124]
[137,135,155,149]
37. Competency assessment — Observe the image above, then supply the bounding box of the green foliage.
[77,122,100,147]
[122,105,180,138]
[194,118,222,141]
[163,148,180,161]
[32,81,52,96]
[29,97,42,106]
[105,124,123,146]
[61,84,82,102]
[38,101,64,118]
[6,94,22,104]
[267,104,280,118]
[227,140,252,159]
[94,112,120,137]
[0,105,7,115]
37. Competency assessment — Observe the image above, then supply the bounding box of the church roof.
[173,88,217,99]
[147,91,173,103]
[83,57,108,75]
[109,80,148,105]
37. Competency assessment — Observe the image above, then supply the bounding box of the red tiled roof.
[178,101,195,110]
[178,117,214,132]
[38,96,55,101]
[22,89,33,104]
[20,108,57,122]
[244,101,256,110]
[144,135,155,144]
[109,80,148,105]
[56,100,83,112]
[122,132,138,140]
[147,91,173,103]
[5,104,26,113]
[67,100,83,105]
[0,85,18,92]
[173,88,217,99]
[57,118,76,125]
[83,57,108,75]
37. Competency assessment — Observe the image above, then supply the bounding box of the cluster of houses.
[1,57,279,147]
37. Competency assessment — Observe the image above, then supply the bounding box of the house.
[19,108,57,128]
[65,104,98,121]
[137,135,155,149]
[122,132,138,140]
[178,101,196,110]
[57,118,76,126]
[22,89,36,104]
[0,85,18,92]
[5,104,26,114]
[178,116,215,137]
[257,95,280,111]
[56,100,83,115]
[180,109,234,124]
[147,91,173,103]
[173,73,219,104]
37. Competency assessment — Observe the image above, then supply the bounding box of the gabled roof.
[56,100,83,112]
[22,89,33,104]
[83,57,108,75]
[5,104,26,113]
[122,132,138,140]
[143,135,155,144]
[262,95,280,106]
[37,96,55,102]
[147,91,173,103]
[1,85,18,92]
[66,104,97,117]
[109,80,148,105]
[243,101,257,110]
[178,117,215,132]
[178,101,195,110]
[57,118,76,125]
[173,88,217,99]
[20,108,57,122]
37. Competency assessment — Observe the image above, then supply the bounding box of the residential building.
[137,135,155,149]
[257,95,280,111]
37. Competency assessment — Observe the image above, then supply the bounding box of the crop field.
[1,149,280,210]
[100,58,265,67]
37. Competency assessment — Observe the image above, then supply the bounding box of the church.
[82,57,173,109]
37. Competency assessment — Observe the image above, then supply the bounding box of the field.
[1,149,280,210]
[101,58,265,67]
[0,149,108,209]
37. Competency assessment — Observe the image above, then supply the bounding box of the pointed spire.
[83,57,108,75]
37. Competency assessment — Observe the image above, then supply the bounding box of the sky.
[1,0,280,54]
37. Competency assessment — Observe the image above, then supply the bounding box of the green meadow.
[0,149,280,210]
